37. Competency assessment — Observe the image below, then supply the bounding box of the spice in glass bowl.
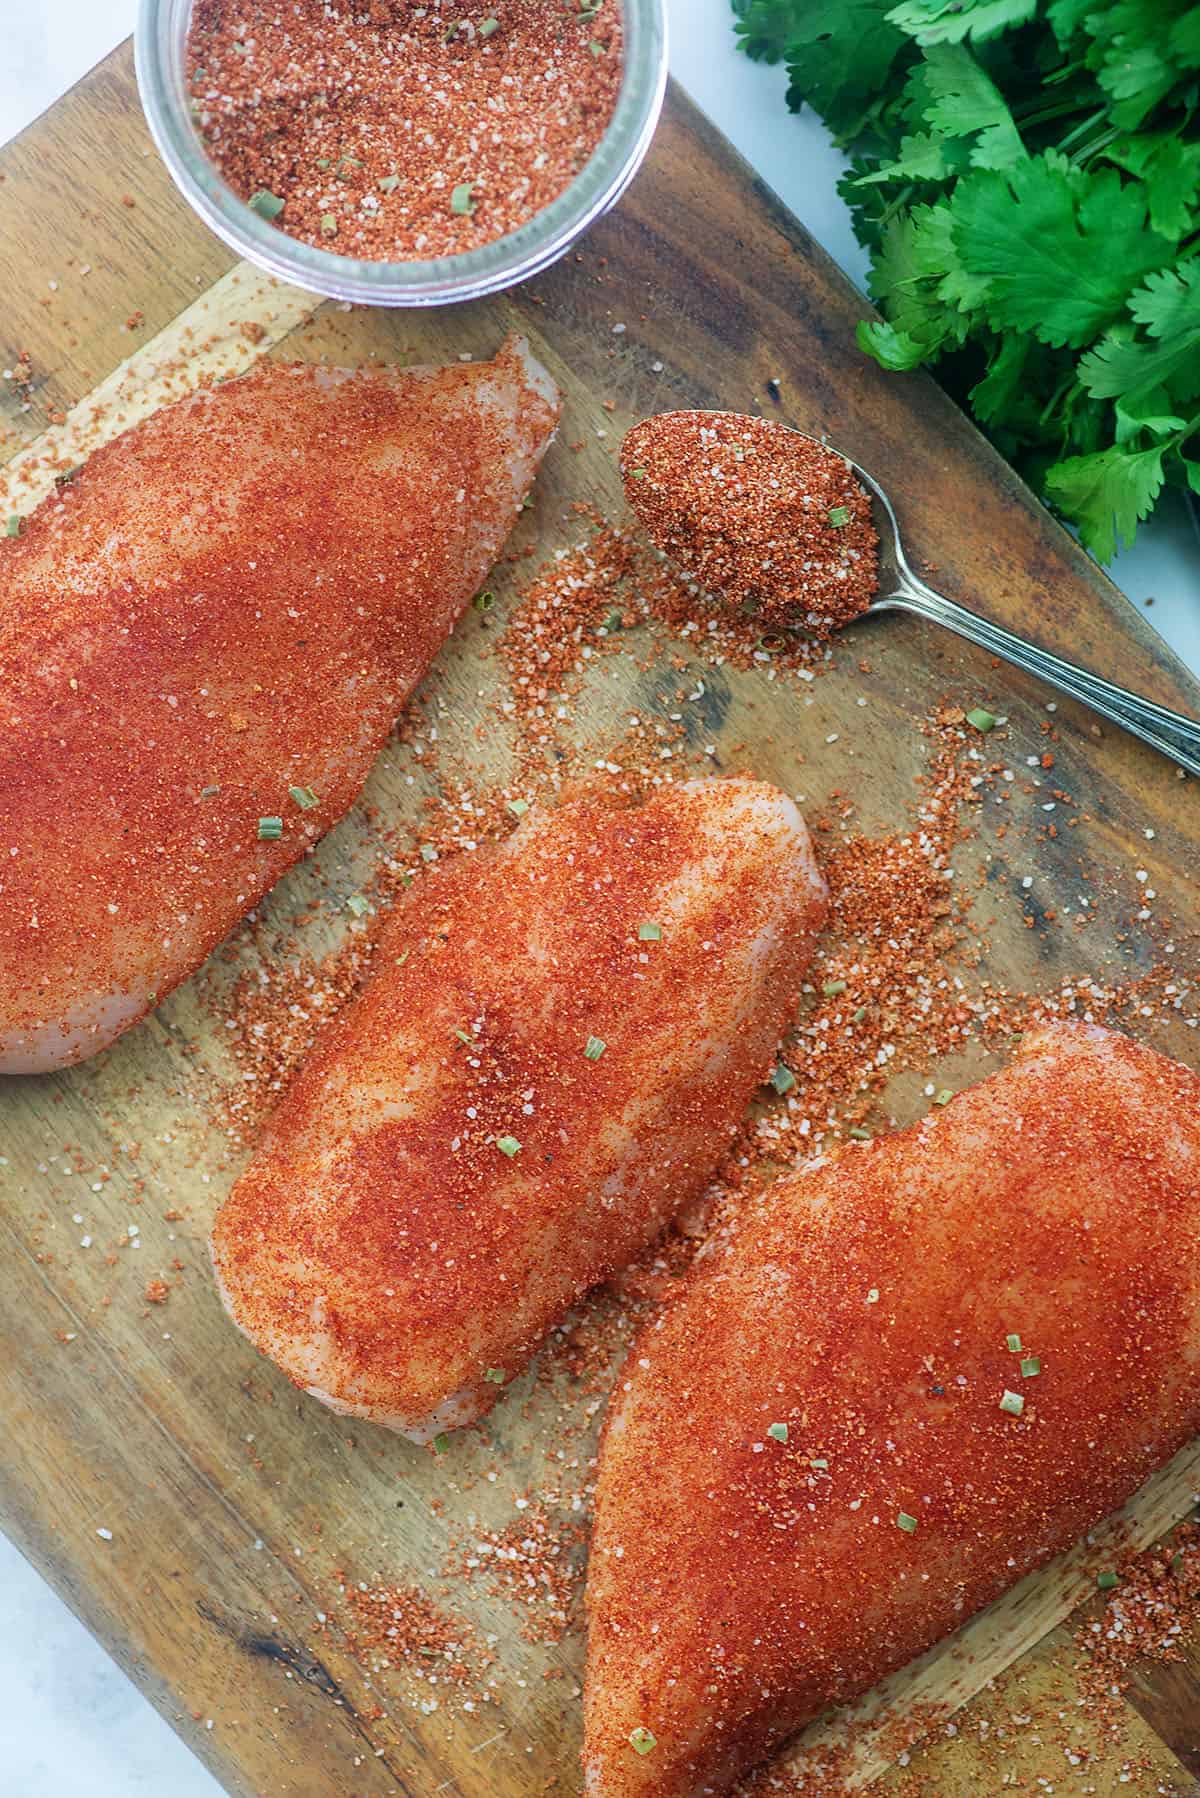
[186,0,625,261]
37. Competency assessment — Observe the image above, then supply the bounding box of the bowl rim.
[135,0,669,307]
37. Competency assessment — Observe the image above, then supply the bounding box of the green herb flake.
[289,785,319,810]
[378,173,401,193]
[828,505,851,526]
[346,894,370,917]
[628,1728,657,1756]
[496,1135,521,1158]
[451,181,477,216]
[420,844,438,863]
[897,1511,918,1534]
[966,707,997,733]
[484,1367,506,1383]
[589,36,605,55]
[852,1005,868,1023]
[770,1062,796,1095]
[638,921,662,942]
[822,979,847,996]
[506,798,529,819]
[432,1433,451,1455]
[767,1421,789,1443]
[602,609,624,631]
[473,588,496,611]
[1006,1333,1022,1353]
[257,816,283,840]
[1020,1355,1042,1378]
[320,214,338,237]
[6,515,21,538]
[999,1389,1025,1417]
[248,189,285,221]
[479,15,500,34]
[933,1089,954,1106]
[628,466,648,480]
[584,1035,607,1061]
[848,1126,873,1140]
[1097,1570,1119,1591]
[810,1457,829,1469]
[454,1028,474,1046]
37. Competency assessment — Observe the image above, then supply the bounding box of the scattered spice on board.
[445,1502,585,1645]
[340,1578,484,1701]
[747,1524,1200,1794]
[1075,1522,1200,1718]
[621,412,879,633]
[211,926,381,1143]
[186,0,624,261]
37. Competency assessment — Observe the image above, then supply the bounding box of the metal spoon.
[854,450,1200,778]
[626,412,1200,779]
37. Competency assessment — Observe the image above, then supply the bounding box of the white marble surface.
[0,3,1196,1795]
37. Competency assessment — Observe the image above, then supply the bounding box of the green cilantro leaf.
[920,44,1024,169]
[734,0,911,143]
[952,154,1172,348]
[1080,262,1200,404]
[969,333,1028,425]
[1105,134,1200,238]
[1169,8,1200,67]
[1044,443,1166,560]
[1129,258,1200,337]
[856,318,927,369]
[1088,2,1182,128]
[886,0,1037,45]
[866,207,970,349]
[1113,386,1186,443]
[1046,0,1095,46]
[856,130,958,183]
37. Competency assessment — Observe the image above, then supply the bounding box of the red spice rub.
[621,412,879,634]
[342,1580,480,1692]
[187,0,624,260]
[0,336,558,1072]
[210,778,826,1442]
[445,1502,584,1644]
[583,1022,1200,1796]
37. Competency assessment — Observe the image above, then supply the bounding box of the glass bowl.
[136,0,668,307]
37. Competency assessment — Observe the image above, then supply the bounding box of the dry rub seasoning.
[186,0,624,260]
[622,411,879,634]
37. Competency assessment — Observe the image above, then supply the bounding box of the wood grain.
[2,38,1199,1798]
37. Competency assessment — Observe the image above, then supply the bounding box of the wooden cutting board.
[2,40,1199,1798]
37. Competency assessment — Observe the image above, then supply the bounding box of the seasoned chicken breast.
[211,778,827,1441]
[0,337,559,1073]
[583,1022,1200,1796]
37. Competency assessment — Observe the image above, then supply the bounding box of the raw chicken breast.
[0,337,558,1073]
[211,778,827,1441]
[583,1022,1200,1796]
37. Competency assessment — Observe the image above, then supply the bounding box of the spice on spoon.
[620,411,879,636]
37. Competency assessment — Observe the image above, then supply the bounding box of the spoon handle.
[876,583,1200,779]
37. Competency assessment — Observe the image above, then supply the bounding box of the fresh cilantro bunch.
[733,0,1200,560]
